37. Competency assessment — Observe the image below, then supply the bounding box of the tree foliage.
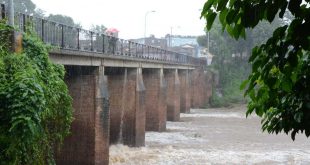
[0,0,36,14]
[197,17,283,107]
[0,19,73,164]
[90,24,107,34]
[201,0,310,140]
[47,14,77,27]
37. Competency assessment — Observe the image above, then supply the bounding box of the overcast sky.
[31,0,207,39]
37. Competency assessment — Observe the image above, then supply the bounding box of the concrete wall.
[143,68,167,132]
[56,66,109,165]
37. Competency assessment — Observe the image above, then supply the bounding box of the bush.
[0,20,73,164]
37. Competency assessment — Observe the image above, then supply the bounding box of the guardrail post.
[61,24,64,48]
[135,43,138,57]
[77,28,80,50]
[121,39,123,55]
[41,19,45,41]
[1,4,5,19]
[128,41,131,56]
[22,14,26,32]
[147,46,149,58]
[90,31,94,51]
[102,34,105,53]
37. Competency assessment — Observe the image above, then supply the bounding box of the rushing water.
[110,105,310,165]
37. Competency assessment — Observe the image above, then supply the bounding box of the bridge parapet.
[0,5,207,67]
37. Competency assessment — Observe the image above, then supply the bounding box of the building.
[131,35,168,49]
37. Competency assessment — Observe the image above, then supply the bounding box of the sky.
[31,0,207,39]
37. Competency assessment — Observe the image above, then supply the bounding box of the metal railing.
[0,4,206,67]
[0,4,5,19]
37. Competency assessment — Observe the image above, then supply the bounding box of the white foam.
[109,107,310,165]
[181,113,245,118]
[110,144,310,165]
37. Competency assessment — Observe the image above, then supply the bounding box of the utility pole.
[207,31,210,55]
[8,0,14,26]
[8,0,22,53]
[8,0,16,52]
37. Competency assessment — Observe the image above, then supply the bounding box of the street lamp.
[144,10,156,44]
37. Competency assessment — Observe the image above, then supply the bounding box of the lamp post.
[144,10,156,44]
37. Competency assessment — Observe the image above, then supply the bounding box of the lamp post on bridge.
[144,10,156,44]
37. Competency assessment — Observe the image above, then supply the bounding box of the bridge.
[3,5,212,164]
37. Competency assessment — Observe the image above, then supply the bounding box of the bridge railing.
[0,5,206,67]
[0,4,5,19]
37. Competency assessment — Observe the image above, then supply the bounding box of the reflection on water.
[110,106,310,165]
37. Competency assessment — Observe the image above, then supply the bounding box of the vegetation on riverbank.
[0,20,73,164]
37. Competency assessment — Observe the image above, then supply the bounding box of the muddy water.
[109,105,310,165]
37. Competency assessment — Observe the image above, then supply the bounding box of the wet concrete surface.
[110,105,310,165]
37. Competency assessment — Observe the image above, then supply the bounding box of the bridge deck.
[50,49,196,69]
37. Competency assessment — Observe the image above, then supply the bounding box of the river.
[109,105,310,165]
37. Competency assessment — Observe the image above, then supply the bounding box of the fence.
[0,4,207,67]
[0,4,5,19]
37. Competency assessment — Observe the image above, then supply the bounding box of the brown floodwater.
[110,105,310,165]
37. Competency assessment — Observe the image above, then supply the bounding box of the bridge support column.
[166,69,180,121]
[123,68,145,146]
[95,66,110,164]
[205,71,213,104]
[108,68,145,147]
[108,68,125,144]
[191,69,207,108]
[56,66,109,165]
[179,70,191,113]
[144,68,167,132]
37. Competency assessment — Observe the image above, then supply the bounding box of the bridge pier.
[108,68,126,144]
[191,69,208,108]
[144,68,167,132]
[108,68,146,147]
[179,70,191,113]
[166,69,181,121]
[56,65,109,165]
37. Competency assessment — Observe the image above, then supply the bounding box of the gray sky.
[31,0,207,39]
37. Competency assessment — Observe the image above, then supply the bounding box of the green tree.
[47,14,75,27]
[201,0,310,140]
[0,20,73,164]
[90,24,107,34]
[0,0,36,14]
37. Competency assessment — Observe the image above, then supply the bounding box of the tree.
[90,24,107,34]
[201,0,310,140]
[0,19,73,164]
[0,0,36,14]
[47,14,75,27]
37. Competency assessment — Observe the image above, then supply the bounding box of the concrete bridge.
[11,11,212,165]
